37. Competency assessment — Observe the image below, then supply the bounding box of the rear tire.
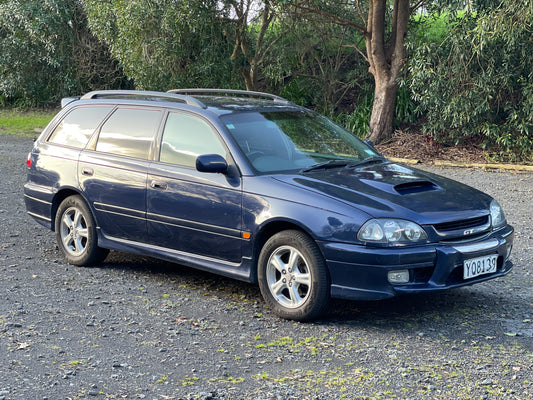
[258,230,330,321]
[55,195,109,266]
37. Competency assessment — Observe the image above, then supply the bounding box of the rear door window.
[48,106,113,149]
[96,108,161,159]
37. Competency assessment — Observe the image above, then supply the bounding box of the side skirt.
[97,231,255,283]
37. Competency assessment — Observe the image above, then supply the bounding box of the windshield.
[221,110,381,173]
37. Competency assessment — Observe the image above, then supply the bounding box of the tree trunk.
[290,0,413,143]
[241,64,257,91]
[364,0,409,144]
[367,79,398,143]
[230,0,274,92]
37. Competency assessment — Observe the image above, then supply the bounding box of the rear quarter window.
[96,108,162,159]
[47,106,113,149]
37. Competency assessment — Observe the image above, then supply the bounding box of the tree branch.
[410,0,425,15]
[341,43,368,63]
[290,1,367,34]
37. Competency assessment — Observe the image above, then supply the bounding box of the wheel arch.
[51,189,88,232]
[250,219,326,284]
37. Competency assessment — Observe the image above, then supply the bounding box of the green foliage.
[395,85,420,125]
[408,0,533,162]
[0,109,56,136]
[262,14,372,114]
[0,0,77,106]
[0,0,127,106]
[2,0,532,160]
[84,0,239,90]
[332,86,418,138]
[410,12,452,45]
[332,95,372,138]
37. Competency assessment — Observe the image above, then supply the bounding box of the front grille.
[433,215,489,232]
[431,215,492,242]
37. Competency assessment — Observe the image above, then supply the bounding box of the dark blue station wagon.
[24,89,514,320]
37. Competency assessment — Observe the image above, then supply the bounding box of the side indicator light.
[242,232,251,239]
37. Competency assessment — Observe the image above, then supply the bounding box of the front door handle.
[150,180,168,190]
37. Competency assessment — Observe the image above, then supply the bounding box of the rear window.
[48,106,113,149]
[96,108,161,159]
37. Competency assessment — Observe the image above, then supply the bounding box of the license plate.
[463,254,498,280]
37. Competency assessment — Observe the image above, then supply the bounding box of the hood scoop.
[394,180,440,195]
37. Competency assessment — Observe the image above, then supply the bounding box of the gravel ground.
[1,134,532,400]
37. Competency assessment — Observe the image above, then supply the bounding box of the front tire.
[258,230,330,321]
[55,195,108,266]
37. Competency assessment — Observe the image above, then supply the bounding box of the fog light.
[388,270,410,284]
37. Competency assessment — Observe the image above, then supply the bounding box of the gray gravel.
[1,133,532,399]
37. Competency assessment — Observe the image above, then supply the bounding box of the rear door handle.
[81,167,94,176]
[150,180,168,190]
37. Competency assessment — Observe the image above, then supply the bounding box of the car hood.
[273,162,492,224]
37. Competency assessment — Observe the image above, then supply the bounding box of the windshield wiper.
[300,159,351,173]
[301,156,386,174]
[347,156,386,168]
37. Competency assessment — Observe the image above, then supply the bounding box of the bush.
[0,0,128,107]
[332,86,418,139]
[408,2,533,162]
[262,17,373,115]
[84,0,239,91]
[332,95,372,138]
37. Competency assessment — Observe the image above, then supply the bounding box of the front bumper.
[321,225,514,301]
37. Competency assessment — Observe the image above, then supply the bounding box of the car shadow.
[97,250,529,343]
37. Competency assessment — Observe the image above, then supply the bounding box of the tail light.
[26,152,32,169]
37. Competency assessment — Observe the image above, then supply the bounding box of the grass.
[0,109,57,136]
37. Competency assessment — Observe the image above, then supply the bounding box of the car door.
[79,106,162,242]
[146,111,243,263]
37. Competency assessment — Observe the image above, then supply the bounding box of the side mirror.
[196,154,228,174]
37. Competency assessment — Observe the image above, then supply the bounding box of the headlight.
[490,199,506,228]
[358,219,428,245]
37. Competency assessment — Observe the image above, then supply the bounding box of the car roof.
[193,95,302,115]
[62,89,302,116]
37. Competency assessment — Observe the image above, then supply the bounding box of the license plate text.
[464,254,498,280]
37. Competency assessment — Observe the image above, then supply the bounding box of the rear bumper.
[24,183,55,229]
[321,225,514,301]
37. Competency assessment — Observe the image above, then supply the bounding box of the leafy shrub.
[332,86,418,139]
[408,2,533,162]
[84,0,239,91]
[262,16,372,115]
[332,95,372,138]
[0,0,127,107]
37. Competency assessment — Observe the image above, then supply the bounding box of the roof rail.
[61,96,80,108]
[80,90,206,109]
[167,88,293,105]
